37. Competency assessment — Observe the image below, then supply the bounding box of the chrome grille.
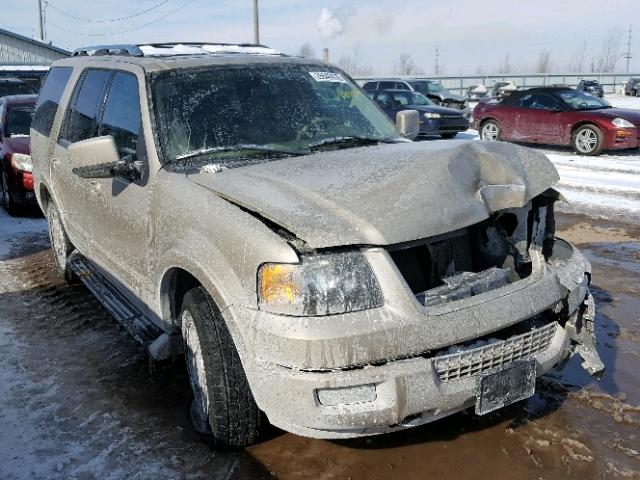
[433,322,558,382]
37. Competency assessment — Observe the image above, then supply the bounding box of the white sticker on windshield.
[309,71,347,83]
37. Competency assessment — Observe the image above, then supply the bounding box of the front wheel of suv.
[181,286,266,449]
[47,203,77,283]
[572,124,604,156]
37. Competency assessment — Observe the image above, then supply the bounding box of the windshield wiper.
[175,144,307,162]
[308,136,398,151]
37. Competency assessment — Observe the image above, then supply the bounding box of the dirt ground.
[1,211,639,480]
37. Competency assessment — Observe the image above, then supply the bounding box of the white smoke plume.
[317,4,354,41]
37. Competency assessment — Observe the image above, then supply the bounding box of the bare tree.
[566,40,588,72]
[297,42,316,58]
[594,28,622,72]
[395,53,424,76]
[535,49,552,73]
[497,53,512,74]
[337,44,375,76]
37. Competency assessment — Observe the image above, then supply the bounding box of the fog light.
[316,384,377,406]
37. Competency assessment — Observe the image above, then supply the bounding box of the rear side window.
[59,69,111,144]
[32,66,72,136]
[379,81,397,89]
[98,72,142,160]
[362,82,378,91]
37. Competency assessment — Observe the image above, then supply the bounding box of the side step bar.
[68,253,182,359]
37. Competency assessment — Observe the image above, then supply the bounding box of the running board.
[68,253,164,345]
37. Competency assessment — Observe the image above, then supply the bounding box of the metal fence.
[355,73,640,95]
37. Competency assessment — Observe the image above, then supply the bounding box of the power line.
[45,0,171,23]
[47,0,197,37]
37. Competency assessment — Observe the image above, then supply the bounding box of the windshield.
[151,64,400,164]
[556,90,610,110]
[408,80,447,95]
[6,105,35,136]
[0,82,36,97]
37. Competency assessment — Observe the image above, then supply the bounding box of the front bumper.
[239,239,602,438]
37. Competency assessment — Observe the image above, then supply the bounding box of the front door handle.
[88,180,101,194]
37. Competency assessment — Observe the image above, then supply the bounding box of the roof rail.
[73,45,144,57]
[72,42,280,58]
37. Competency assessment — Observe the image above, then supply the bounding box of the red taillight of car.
[10,153,33,173]
[22,172,34,191]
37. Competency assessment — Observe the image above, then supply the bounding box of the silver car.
[30,43,603,448]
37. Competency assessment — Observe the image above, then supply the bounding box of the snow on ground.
[462,94,640,223]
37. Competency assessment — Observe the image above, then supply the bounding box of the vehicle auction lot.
[1,96,639,479]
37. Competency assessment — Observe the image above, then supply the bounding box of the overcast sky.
[3,0,639,75]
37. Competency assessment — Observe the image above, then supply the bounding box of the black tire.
[181,286,265,449]
[0,168,20,216]
[572,124,604,156]
[480,119,501,141]
[441,133,457,139]
[47,202,77,283]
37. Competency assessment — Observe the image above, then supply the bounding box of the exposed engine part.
[417,267,511,307]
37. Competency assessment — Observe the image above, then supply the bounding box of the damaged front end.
[388,187,604,378]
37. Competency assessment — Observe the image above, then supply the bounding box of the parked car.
[473,86,640,155]
[0,78,37,97]
[624,78,640,96]
[362,78,468,110]
[0,94,38,215]
[466,84,489,101]
[32,43,603,448]
[368,89,469,138]
[490,81,517,99]
[577,79,604,98]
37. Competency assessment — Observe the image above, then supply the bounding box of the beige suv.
[31,43,603,448]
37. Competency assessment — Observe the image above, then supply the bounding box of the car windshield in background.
[408,80,447,95]
[6,106,35,136]
[151,64,399,164]
[556,90,610,110]
[0,82,36,97]
[387,91,434,106]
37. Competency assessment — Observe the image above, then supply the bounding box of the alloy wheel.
[575,128,598,154]
[182,310,210,427]
[482,122,499,141]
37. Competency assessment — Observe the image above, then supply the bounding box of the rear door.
[52,68,112,251]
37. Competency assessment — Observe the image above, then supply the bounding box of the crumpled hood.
[188,141,559,249]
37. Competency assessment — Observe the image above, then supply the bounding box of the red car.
[0,94,38,215]
[473,87,640,155]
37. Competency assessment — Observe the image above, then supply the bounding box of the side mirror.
[69,136,138,180]
[396,110,420,140]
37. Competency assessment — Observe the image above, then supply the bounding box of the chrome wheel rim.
[576,129,597,153]
[482,122,499,141]
[182,310,209,422]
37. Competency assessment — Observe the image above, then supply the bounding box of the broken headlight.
[258,251,384,316]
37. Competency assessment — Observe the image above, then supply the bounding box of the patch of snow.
[200,163,226,174]
[139,44,280,56]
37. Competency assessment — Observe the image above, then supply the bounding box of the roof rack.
[73,42,281,58]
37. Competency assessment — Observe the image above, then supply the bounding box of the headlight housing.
[612,117,635,128]
[11,153,33,173]
[424,112,441,119]
[258,251,384,316]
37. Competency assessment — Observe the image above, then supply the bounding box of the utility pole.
[253,0,260,45]
[624,24,632,74]
[434,46,439,76]
[37,0,46,42]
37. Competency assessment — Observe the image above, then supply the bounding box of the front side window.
[99,72,142,160]
[59,69,111,144]
[32,66,73,136]
[151,64,399,165]
[6,104,36,137]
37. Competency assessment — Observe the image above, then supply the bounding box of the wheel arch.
[159,266,207,327]
[37,181,52,214]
